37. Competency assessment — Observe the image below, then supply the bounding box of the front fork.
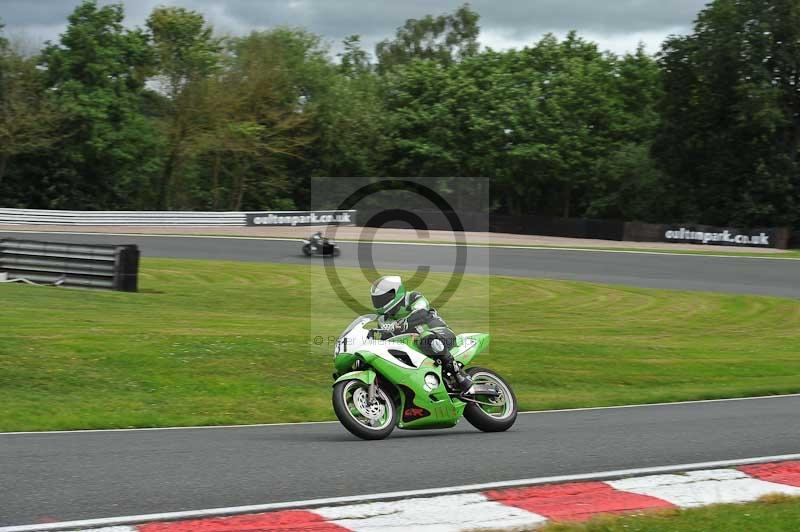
[367,382,376,402]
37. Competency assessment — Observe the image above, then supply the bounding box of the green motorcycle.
[331,314,517,440]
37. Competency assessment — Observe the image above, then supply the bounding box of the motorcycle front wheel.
[463,367,518,432]
[302,244,312,256]
[332,380,397,440]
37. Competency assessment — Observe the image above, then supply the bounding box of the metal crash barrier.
[0,208,357,227]
[0,238,139,292]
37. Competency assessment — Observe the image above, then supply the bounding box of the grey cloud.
[0,0,708,53]
[1,1,77,26]
[219,0,707,38]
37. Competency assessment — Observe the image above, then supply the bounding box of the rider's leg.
[420,328,473,393]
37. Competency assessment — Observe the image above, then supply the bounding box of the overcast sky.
[0,0,710,57]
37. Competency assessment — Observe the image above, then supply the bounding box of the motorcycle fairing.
[452,333,490,366]
[333,369,376,386]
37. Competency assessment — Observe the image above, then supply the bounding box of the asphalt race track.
[2,231,799,526]
[2,396,800,526]
[1,230,799,298]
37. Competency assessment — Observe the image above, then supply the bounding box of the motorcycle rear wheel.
[333,380,397,440]
[463,367,517,432]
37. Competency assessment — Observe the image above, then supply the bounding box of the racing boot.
[453,367,474,394]
[438,350,473,394]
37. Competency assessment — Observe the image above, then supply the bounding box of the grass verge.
[535,494,800,532]
[1,258,799,431]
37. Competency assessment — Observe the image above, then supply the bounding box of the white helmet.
[370,275,406,315]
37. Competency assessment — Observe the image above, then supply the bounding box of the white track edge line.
[517,392,800,415]
[4,453,800,532]
[3,393,799,436]
[0,229,795,260]
[0,419,339,435]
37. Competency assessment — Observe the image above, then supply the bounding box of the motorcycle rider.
[369,275,474,393]
[310,231,324,246]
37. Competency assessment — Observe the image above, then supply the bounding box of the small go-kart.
[302,235,341,257]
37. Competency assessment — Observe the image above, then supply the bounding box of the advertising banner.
[246,210,356,227]
[662,225,790,249]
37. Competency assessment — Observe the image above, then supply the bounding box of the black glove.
[368,328,388,340]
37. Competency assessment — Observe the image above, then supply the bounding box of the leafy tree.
[339,35,371,77]
[655,0,800,227]
[307,44,387,180]
[585,46,666,220]
[381,58,462,177]
[381,32,649,218]
[247,29,388,208]
[15,0,799,229]
[335,35,386,178]
[0,37,60,190]
[376,3,480,73]
[147,6,222,209]
[38,0,158,209]
[196,30,313,210]
[511,33,623,218]
[222,29,334,210]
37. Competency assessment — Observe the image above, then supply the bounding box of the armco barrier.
[0,208,246,226]
[0,208,357,227]
[0,238,139,291]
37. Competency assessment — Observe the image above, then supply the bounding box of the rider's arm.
[393,307,449,336]
[391,308,428,335]
[407,292,430,312]
[376,293,441,337]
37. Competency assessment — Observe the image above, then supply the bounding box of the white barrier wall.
[0,208,356,227]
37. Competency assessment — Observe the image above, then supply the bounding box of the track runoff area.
[1,228,798,298]
[1,229,799,531]
[4,400,800,532]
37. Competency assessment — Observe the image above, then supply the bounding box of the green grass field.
[2,258,799,431]
[537,495,800,532]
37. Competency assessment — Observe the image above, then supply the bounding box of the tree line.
[1,0,799,228]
